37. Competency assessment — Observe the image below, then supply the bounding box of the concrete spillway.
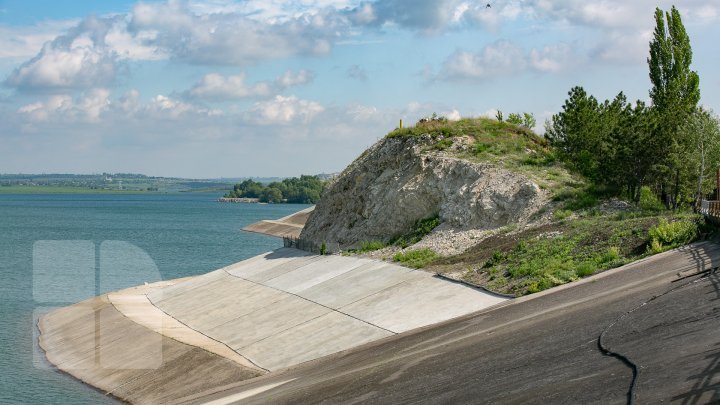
[40,248,508,403]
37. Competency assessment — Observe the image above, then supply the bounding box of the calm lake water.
[0,193,308,404]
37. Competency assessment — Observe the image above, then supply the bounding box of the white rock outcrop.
[300,136,550,249]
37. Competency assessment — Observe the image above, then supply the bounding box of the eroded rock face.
[300,136,549,248]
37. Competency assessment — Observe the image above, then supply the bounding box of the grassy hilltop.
[346,116,713,296]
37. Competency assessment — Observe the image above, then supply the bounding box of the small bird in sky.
[486,3,491,8]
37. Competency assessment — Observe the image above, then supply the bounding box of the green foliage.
[546,7,706,209]
[554,210,573,221]
[522,113,536,129]
[484,250,506,268]
[320,242,327,255]
[552,184,600,211]
[638,186,664,211]
[225,175,326,204]
[393,248,439,268]
[495,110,503,122]
[434,138,454,151]
[392,215,441,248]
[601,246,621,264]
[649,6,700,117]
[358,240,386,252]
[648,218,698,252]
[506,113,523,126]
[471,213,699,295]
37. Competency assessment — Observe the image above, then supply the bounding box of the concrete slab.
[151,274,251,315]
[242,206,314,238]
[147,269,226,303]
[299,262,424,309]
[108,288,263,371]
[340,276,508,333]
[262,255,372,294]
[241,255,327,283]
[241,311,393,370]
[39,296,262,405]
[225,248,312,279]
[160,280,289,332]
[205,294,331,350]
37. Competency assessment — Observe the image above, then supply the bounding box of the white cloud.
[127,1,343,66]
[440,40,527,80]
[6,38,118,90]
[590,29,653,64]
[17,89,109,122]
[189,72,272,100]
[440,40,577,80]
[116,89,140,113]
[0,20,79,59]
[276,69,314,88]
[250,95,324,124]
[188,69,313,101]
[147,94,223,119]
[531,0,720,30]
[443,109,461,121]
[529,43,574,72]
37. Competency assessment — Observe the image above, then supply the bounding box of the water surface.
[0,193,307,404]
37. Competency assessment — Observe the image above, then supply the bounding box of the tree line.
[546,6,720,209]
[224,175,326,204]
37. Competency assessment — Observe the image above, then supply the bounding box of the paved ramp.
[242,206,314,238]
[147,248,507,370]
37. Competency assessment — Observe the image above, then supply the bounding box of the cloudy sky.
[1,0,719,178]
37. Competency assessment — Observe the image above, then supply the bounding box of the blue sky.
[1,0,719,178]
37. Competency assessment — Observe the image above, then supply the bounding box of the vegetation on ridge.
[428,211,708,296]
[225,175,326,204]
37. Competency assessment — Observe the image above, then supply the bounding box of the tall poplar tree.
[648,6,700,116]
[647,6,700,208]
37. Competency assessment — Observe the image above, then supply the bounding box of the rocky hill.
[300,118,559,250]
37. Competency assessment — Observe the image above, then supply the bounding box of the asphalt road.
[180,242,720,405]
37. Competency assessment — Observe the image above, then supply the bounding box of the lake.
[0,193,308,404]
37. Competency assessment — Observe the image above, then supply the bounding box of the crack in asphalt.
[597,266,718,405]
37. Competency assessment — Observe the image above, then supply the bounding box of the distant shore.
[217,197,260,203]
[0,185,156,194]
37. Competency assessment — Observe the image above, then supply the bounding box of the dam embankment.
[40,248,508,403]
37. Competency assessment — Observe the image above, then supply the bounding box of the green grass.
[0,185,151,194]
[428,211,706,296]
[393,248,439,269]
[391,215,441,248]
[356,240,387,253]
[385,117,589,209]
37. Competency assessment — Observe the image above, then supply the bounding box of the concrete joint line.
[144,297,269,372]
[109,291,268,373]
[226,269,398,335]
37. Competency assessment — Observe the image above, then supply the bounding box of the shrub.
[554,209,573,221]
[639,186,664,211]
[648,218,698,253]
[600,246,621,264]
[392,215,441,248]
[484,250,506,268]
[434,138,454,151]
[575,262,596,277]
[393,248,439,268]
[507,113,523,126]
[358,240,386,252]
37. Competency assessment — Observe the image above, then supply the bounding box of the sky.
[0,1,719,178]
